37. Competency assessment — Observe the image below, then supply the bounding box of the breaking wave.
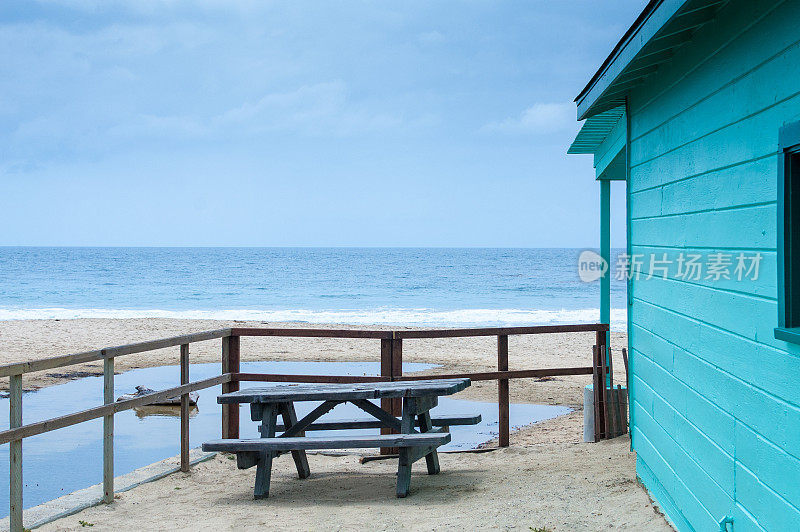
[0,307,628,330]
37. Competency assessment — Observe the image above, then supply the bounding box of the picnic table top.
[217,378,471,403]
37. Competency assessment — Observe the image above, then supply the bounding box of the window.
[776,120,800,343]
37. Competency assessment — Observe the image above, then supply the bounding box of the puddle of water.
[0,361,571,514]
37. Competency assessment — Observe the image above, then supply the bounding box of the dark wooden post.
[592,328,610,441]
[592,345,602,441]
[497,335,510,447]
[222,335,240,439]
[600,344,611,438]
[598,330,611,438]
[380,338,393,454]
[601,329,614,390]
[380,336,403,454]
[380,338,393,415]
[180,344,190,472]
[391,337,403,383]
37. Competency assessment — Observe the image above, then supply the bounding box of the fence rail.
[0,324,611,532]
[231,367,595,384]
[0,374,231,445]
[0,329,231,378]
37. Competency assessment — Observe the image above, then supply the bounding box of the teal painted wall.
[625,0,800,530]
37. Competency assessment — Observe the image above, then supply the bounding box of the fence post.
[103,356,114,504]
[592,342,610,441]
[9,374,22,532]
[597,330,611,438]
[592,345,600,441]
[497,335,510,447]
[391,337,403,418]
[599,328,613,388]
[391,337,403,383]
[180,344,190,472]
[379,337,397,454]
[221,335,240,439]
[600,343,612,438]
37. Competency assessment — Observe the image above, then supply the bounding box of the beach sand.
[39,435,671,532]
[0,319,671,530]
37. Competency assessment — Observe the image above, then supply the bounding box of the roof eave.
[576,0,688,120]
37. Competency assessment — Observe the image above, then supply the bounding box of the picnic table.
[202,378,478,498]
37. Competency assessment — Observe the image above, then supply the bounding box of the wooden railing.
[0,323,610,532]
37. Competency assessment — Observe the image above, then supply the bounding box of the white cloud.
[417,31,445,45]
[483,102,575,134]
[215,81,405,136]
[218,81,347,124]
[108,114,209,138]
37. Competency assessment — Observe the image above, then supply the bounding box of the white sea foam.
[0,307,628,330]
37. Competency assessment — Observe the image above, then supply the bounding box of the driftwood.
[117,385,198,406]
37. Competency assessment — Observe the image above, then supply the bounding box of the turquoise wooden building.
[569,0,800,530]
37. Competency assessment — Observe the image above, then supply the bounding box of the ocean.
[0,247,627,329]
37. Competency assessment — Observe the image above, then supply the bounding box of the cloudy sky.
[0,1,644,247]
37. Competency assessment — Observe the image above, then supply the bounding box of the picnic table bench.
[202,378,477,498]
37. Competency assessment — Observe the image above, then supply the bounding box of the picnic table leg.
[417,412,440,475]
[396,398,416,498]
[254,404,278,499]
[279,402,311,479]
[396,448,411,498]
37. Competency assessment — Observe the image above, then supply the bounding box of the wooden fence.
[0,323,611,532]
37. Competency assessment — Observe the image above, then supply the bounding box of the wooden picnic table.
[203,378,474,498]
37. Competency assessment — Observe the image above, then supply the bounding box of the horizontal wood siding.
[626,0,800,529]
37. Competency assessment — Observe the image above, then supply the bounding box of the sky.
[0,1,645,247]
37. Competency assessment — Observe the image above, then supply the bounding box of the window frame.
[775,120,800,344]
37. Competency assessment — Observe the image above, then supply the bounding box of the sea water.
[0,247,627,329]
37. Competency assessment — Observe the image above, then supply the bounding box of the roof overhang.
[568,106,627,181]
[575,0,728,120]
[568,106,625,154]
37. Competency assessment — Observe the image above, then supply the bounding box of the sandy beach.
[0,319,671,530]
[39,436,671,532]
